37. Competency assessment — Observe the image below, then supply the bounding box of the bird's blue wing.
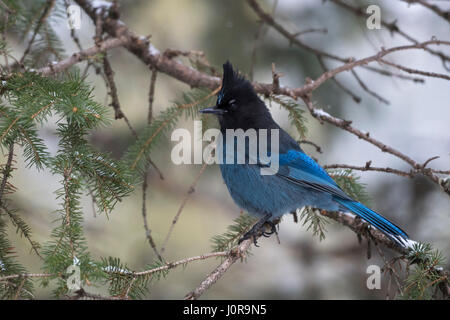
[269,149,409,243]
[276,150,352,201]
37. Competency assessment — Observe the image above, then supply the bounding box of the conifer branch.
[0,272,54,282]
[37,36,129,76]
[0,142,14,204]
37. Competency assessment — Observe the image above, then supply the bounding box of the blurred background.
[3,0,450,299]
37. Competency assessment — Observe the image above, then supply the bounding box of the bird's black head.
[200,61,273,131]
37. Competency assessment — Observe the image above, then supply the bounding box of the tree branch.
[74,0,450,101]
[37,36,129,76]
[301,96,450,195]
[402,0,450,25]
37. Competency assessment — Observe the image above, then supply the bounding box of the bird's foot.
[238,225,262,247]
[238,214,277,247]
[261,221,278,237]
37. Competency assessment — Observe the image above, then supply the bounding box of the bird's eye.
[228,99,237,109]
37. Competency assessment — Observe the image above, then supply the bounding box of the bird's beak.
[199,106,227,115]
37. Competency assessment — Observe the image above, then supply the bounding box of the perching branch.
[185,238,253,300]
[185,205,450,299]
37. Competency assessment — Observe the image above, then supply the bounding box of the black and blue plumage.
[200,61,409,248]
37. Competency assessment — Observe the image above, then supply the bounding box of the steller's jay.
[200,61,410,248]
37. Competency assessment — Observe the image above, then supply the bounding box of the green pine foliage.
[401,242,449,299]
[100,257,168,299]
[4,0,66,68]
[327,169,372,206]
[0,215,34,299]
[1,72,111,169]
[211,214,257,253]
[266,95,308,139]
[298,207,329,241]
[2,205,41,256]
[0,71,134,297]
[299,169,371,241]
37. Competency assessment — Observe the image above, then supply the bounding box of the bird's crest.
[218,61,247,104]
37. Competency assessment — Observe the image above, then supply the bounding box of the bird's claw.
[262,221,277,237]
[238,218,278,246]
[238,227,260,246]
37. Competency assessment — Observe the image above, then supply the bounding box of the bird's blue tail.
[334,198,409,247]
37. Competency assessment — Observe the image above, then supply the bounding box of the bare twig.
[102,54,140,141]
[246,0,350,62]
[374,243,404,299]
[297,40,450,97]
[350,69,390,105]
[107,251,229,278]
[330,0,450,70]
[298,139,323,153]
[148,67,158,124]
[317,55,361,103]
[402,0,450,24]
[379,58,450,80]
[13,277,26,300]
[140,63,164,261]
[19,0,56,64]
[141,169,164,262]
[249,20,265,81]
[249,0,279,80]
[294,27,328,37]
[301,96,450,195]
[160,162,209,255]
[324,161,413,178]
